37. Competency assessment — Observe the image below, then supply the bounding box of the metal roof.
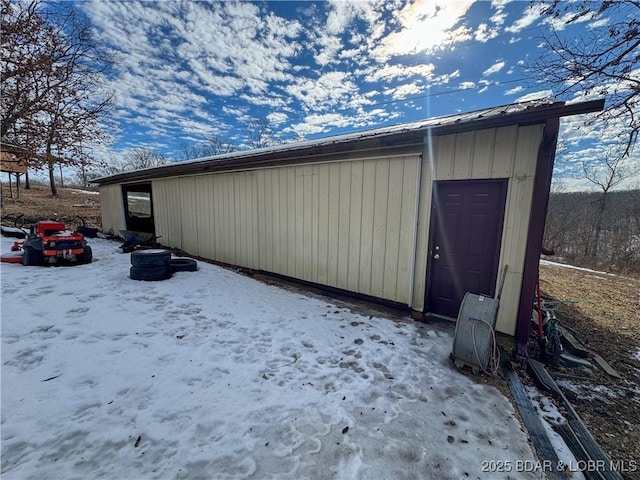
[93,98,604,185]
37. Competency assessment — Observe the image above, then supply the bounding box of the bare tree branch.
[530,1,640,159]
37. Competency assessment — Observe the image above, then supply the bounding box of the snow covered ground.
[1,235,543,479]
[539,259,616,276]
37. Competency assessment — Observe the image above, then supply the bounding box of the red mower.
[3,220,92,266]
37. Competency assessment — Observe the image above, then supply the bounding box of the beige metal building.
[95,99,603,352]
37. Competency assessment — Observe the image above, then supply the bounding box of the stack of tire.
[129,250,198,281]
[129,249,172,281]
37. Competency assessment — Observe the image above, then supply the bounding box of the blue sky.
[79,0,639,190]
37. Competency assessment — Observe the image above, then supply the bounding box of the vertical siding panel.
[181,178,188,250]
[154,181,165,245]
[359,161,376,295]
[222,175,231,263]
[236,175,243,265]
[295,168,304,279]
[271,170,281,274]
[99,184,125,235]
[185,178,198,254]
[167,180,179,248]
[213,176,221,261]
[217,176,226,262]
[327,163,341,287]
[317,164,330,285]
[269,169,277,272]
[167,181,182,249]
[286,168,296,277]
[246,174,254,268]
[492,125,518,178]
[370,159,389,298]
[337,162,351,290]
[222,175,232,264]
[279,168,288,275]
[348,161,363,292]
[453,130,475,179]
[514,125,544,177]
[238,173,249,267]
[194,177,207,257]
[213,176,222,261]
[241,174,249,266]
[303,166,313,281]
[383,158,403,300]
[237,174,244,265]
[257,170,267,271]
[396,156,418,304]
[435,134,455,180]
[207,176,216,260]
[162,180,173,248]
[149,182,160,239]
[250,173,259,269]
[311,165,320,283]
[177,179,186,249]
[471,128,496,178]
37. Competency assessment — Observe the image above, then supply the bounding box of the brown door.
[426,180,507,318]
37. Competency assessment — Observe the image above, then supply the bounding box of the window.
[126,190,151,218]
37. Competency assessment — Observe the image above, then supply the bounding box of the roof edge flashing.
[93,98,604,185]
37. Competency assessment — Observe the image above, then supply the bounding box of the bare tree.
[123,147,167,171]
[531,2,640,157]
[1,0,113,195]
[178,134,236,160]
[582,152,640,258]
[246,117,280,149]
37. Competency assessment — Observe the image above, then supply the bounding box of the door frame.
[121,182,155,234]
[424,178,508,318]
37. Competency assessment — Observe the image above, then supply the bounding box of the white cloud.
[290,113,351,137]
[83,0,303,137]
[504,86,524,95]
[505,3,545,33]
[490,0,511,25]
[312,1,384,66]
[285,71,365,112]
[588,18,610,29]
[372,0,475,61]
[266,112,289,125]
[386,83,423,100]
[543,9,595,31]
[474,23,499,42]
[222,106,248,117]
[516,90,553,102]
[430,69,461,86]
[483,61,506,76]
[365,63,436,83]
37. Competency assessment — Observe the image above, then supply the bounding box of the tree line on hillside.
[544,189,640,275]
